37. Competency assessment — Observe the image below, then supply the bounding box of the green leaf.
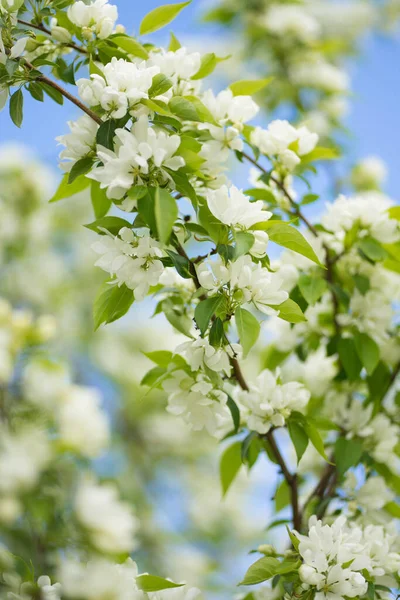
[96,120,118,150]
[68,156,93,184]
[384,501,400,518]
[110,34,149,59]
[91,181,111,218]
[209,317,225,348]
[338,338,362,381]
[9,89,23,127]
[275,479,290,512]
[139,1,191,35]
[235,307,260,358]
[220,441,242,496]
[164,249,193,279]
[154,188,178,244]
[41,82,64,104]
[239,557,280,586]
[334,437,363,478]
[298,273,327,306]
[226,394,240,433]
[85,216,131,235]
[229,77,273,96]
[93,284,134,329]
[301,193,319,205]
[269,299,306,323]
[144,350,174,367]
[354,332,380,376]
[140,366,167,387]
[168,31,181,51]
[255,221,323,267]
[27,82,44,102]
[353,274,370,295]
[288,421,309,464]
[169,95,201,121]
[50,173,90,203]
[148,73,173,97]
[300,146,339,164]
[194,296,223,335]
[191,53,228,80]
[136,575,183,592]
[234,231,255,259]
[358,237,387,262]
[303,421,330,462]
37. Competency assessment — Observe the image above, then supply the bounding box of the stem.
[24,60,102,124]
[18,18,87,54]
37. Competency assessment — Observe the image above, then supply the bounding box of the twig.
[18,18,87,54]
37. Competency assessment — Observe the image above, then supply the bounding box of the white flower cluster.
[57,114,99,172]
[206,184,271,232]
[88,117,185,201]
[197,255,288,315]
[322,192,400,249]
[251,119,318,171]
[262,4,321,42]
[235,369,310,434]
[163,369,231,437]
[68,0,118,39]
[343,473,394,521]
[23,359,110,458]
[296,515,400,600]
[75,478,139,554]
[92,227,164,301]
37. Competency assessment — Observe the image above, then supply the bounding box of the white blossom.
[176,336,241,377]
[67,0,118,39]
[262,4,320,42]
[236,369,310,433]
[206,184,272,229]
[88,116,185,200]
[163,370,231,437]
[75,479,139,554]
[37,576,62,600]
[92,227,164,301]
[57,114,99,171]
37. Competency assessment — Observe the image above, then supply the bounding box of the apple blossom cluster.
[296,515,400,600]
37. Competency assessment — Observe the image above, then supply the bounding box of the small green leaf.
[234,231,255,259]
[334,437,363,478]
[136,575,183,592]
[9,89,23,127]
[85,216,131,235]
[235,307,260,358]
[275,479,290,512]
[301,146,339,164]
[226,394,240,433]
[220,441,242,496]
[303,421,330,462]
[269,299,306,323]
[229,77,273,96]
[169,95,200,121]
[164,249,193,279]
[338,338,362,381]
[209,317,225,348]
[68,156,93,184]
[255,221,323,267]
[93,283,134,329]
[168,31,181,51]
[41,82,64,104]
[191,53,228,80]
[91,181,111,218]
[140,1,191,35]
[288,421,309,464]
[154,187,178,244]
[239,557,280,586]
[50,173,90,203]
[359,237,387,262]
[96,120,117,150]
[111,34,149,59]
[148,73,173,97]
[298,273,327,305]
[354,332,380,376]
[384,501,400,518]
[194,296,223,335]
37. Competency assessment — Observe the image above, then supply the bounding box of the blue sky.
[1,0,400,198]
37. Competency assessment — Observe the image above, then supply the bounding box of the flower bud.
[257,544,275,556]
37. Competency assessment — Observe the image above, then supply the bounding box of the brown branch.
[18,18,87,54]
[24,59,102,124]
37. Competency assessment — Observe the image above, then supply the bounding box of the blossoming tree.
[0,0,400,599]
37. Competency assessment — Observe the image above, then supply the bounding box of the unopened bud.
[258,544,276,556]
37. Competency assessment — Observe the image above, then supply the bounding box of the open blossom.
[148,47,201,95]
[75,479,139,554]
[262,4,321,42]
[206,185,272,229]
[57,114,99,171]
[197,255,288,314]
[351,156,387,190]
[322,192,400,246]
[251,120,318,170]
[290,58,350,93]
[236,369,310,434]
[87,116,185,200]
[77,58,160,118]
[68,0,118,39]
[343,473,394,513]
[92,227,164,301]
[199,89,259,153]
[58,385,110,458]
[163,370,231,436]
[176,337,241,377]
[283,345,338,397]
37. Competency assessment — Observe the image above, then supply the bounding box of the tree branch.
[18,18,87,54]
